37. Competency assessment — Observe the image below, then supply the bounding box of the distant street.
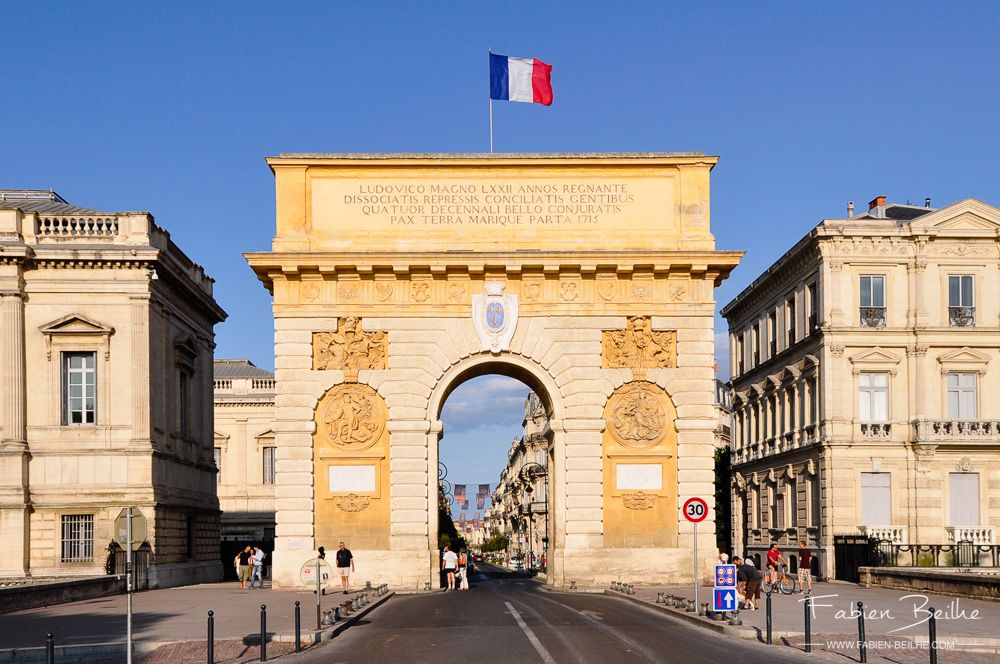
[307,564,812,664]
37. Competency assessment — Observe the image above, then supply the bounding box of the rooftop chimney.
[847,201,855,218]
[868,195,887,211]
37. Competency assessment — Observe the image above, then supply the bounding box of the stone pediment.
[937,347,991,374]
[908,198,1000,233]
[849,347,902,372]
[39,313,114,337]
[255,428,275,440]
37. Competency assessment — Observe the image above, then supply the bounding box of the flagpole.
[488,48,494,154]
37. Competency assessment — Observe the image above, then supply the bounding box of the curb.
[0,592,396,662]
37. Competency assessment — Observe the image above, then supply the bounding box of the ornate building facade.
[488,393,551,567]
[723,196,1000,578]
[213,359,276,575]
[0,190,226,587]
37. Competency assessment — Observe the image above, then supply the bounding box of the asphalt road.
[302,564,814,664]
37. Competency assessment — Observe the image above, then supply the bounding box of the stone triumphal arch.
[245,153,741,588]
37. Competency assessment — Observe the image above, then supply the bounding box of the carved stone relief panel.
[602,316,677,371]
[313,317,387,373]
[622,492,657,510]
[316,383,387,452]
[606,381,669,449]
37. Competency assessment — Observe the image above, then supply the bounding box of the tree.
[714,447,732,554]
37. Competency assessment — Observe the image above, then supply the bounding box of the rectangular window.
[858,372,889,422]
[947,372,977,419]
[61,514,94,562]
[807,282,818,332]
[810,477,821,527]
[860,472,891,525]
[752,324,760,366]
[785,296,796,347]
[214,447,222,484]
[767,311,777,357]
[736,333,745,374]
[774,491,785,529]
[949,473,980,526]
[62,352,96,425]
[860,276,886,327]
[948,275,975,326]
[178,371,190,437]
[263,446,276,485]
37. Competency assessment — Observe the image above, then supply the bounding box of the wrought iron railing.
[948,306,975,327]
[859,306,886,328]
[872,541,1000,568]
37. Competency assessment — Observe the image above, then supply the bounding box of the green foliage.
[480,530,510,553]
[714,447,732,554]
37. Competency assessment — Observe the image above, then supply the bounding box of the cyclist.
[765,542,786,585]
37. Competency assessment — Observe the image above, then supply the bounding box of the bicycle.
[761,563,798,594]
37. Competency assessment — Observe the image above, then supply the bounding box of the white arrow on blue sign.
[714,588,737,612]
[714,564,737,588]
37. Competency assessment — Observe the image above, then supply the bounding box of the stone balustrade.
[912,418,1000,441]
[860,525,908,544]
[36,215,119,238]
[946,526,996,545]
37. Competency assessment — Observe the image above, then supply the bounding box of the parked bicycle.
[762,563,798,594]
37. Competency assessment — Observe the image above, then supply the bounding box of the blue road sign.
[714,564,737,588]
[714,588,737,612]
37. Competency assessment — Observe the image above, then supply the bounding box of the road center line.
[505,601,557,664]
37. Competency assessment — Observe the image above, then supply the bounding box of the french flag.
[490,53,553,106]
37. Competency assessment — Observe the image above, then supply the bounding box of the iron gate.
[833,535,874,583]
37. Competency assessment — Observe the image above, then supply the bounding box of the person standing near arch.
[441,545,458,591]
[335,541,354,593]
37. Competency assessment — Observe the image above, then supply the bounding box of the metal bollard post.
[334,606,342,622]
[765,591,773,645]
[656,592,665,604]
[294,601,301,653]
[700,602,709,617]
[207,611,215,664]
[685,598,695,612]
[804,595,812,653]
[366,580,372,590]
[728,608,743,626]
[857,601,867,663]
[260,604,267,662]
[45,633,54,664]
[928,606,938,664]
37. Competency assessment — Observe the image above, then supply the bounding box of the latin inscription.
[327,179,640,227]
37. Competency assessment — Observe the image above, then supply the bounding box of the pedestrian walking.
[797,540,814,594]
[718,552,729,564]
[441,545,458,591]
[335,541,354,594]
[235,545,252,589]
[738,556,762,610]
[249,545,266,589]
[457,549,469,590]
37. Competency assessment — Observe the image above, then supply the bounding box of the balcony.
[861,525,908,544]
[948,306,975,327]
[859,306,886,328]
[946,526,996,545]
[912,419,1000,442]
[860,422,891,438]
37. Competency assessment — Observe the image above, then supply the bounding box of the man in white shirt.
[249,546,266,590]
[441,545,458,591]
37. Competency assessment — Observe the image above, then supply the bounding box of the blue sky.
[6,1,1000,495]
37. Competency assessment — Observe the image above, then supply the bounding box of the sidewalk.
[612,581,999,662]
[0,580,381,656]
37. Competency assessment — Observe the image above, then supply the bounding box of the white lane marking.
[579,609,603,621]
[505,601,557,664]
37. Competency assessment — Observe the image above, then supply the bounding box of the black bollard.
[928,606,938,664]
[294,601,302,653]
[260,604,267,662]
[45,633,54,664]
[857,601,867,663]
[765,591,773,645]
[804,595,812,653]
[207,610,215,664]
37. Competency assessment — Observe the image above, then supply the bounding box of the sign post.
[713,563,738,614]
[300,558,333,629]
[114,508,147,664]
[683,497,708,614]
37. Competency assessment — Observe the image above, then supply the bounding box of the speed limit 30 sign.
[682,497,708,523]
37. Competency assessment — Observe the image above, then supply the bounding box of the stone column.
[792,382,801,444]
[130,295,151,443]
[0,288,30,576]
